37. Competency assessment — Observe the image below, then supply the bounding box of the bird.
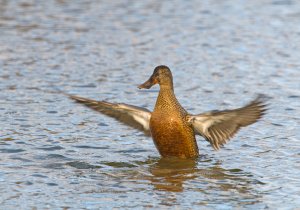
[69,65,267,159]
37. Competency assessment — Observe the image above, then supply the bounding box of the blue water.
[0,0,299,209]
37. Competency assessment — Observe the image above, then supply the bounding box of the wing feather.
[69,95,152,135]
[188,95,268,150]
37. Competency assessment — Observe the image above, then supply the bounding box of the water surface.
[0,0,300,209]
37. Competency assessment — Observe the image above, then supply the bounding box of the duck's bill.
[138,77,157,89]
[138,80,152,89]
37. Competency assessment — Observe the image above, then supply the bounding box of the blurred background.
[0,0,299,209]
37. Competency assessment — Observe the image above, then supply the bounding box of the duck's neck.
[155,84,179,110]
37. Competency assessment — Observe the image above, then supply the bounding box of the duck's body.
[150,86,198,158]
[70,65,267,159]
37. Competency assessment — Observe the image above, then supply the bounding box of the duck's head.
[138,65,173,89]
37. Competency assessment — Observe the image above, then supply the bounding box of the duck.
[70,65,267,159]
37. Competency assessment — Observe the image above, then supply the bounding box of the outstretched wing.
[69,95,152,136]
[187,95,268,150]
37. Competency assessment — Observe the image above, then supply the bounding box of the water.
[0,0,299,209]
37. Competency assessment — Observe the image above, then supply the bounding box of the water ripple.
[0,0,299,209]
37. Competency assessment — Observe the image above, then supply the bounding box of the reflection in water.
[89,156,266,207]
[147,157,199,192]
[134,156,264,207]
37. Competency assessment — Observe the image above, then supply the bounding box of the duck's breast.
[149,110,199,158]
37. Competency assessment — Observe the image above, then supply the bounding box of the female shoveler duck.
[70,65,267,158]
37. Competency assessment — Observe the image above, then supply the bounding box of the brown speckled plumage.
[149,71,198,158]
[70,65,268,159]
